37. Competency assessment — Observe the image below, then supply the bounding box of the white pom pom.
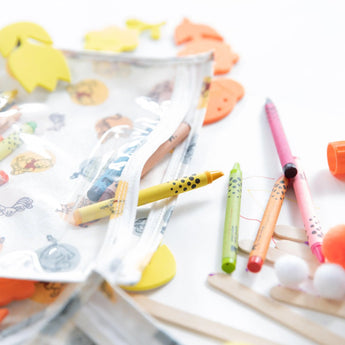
[313,263,345,300]
[274,255,309,287]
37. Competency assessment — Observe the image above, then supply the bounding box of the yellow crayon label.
[110,180,128,219]
[138,172,209,205]
[73,171,223,225]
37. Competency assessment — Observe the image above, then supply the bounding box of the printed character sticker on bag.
[66,79,109,106]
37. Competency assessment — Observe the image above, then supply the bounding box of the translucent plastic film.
[0,50,213,282]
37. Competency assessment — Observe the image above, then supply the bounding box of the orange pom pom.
[322,224,345,269]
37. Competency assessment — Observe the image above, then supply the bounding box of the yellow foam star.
[84,26,139,52]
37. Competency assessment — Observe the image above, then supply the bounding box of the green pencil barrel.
[222,163,242,273]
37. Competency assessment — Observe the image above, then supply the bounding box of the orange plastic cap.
[327,141,345,176]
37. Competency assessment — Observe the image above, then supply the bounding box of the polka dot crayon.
[138,170,224,205]
[73,171,224,225]
[247,176,289,273]
[0,122,36,161]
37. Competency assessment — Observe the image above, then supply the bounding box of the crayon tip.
[311,243,325,263]
[222,260,236,274]
[27,121,37,131]
[283,162,298,178]
[208,170,224,183]
[72,210,82,226]
[247,256,263,273]
[265,98,273,105]
[231,162,241,172]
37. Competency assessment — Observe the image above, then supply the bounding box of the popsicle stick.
[270,286,345,319]
[131,294,279,345]
[207,274,345,345]
[274,225,307,243]
[274,240,315,261]
[238,239,318,277]
[239,239,283,263]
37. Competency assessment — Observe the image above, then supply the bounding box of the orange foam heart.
[174,18,223,45]
[178,39,238,75]
[203,78,244,125]
[0,278,36,306]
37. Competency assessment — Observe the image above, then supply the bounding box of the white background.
[2,1,345,344]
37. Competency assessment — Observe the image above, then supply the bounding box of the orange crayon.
[247,176,289,273]
[141,121,191,177]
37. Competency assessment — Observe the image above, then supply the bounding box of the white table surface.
[2,1,345,344]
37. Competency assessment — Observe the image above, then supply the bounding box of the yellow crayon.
[0,90,17,111]
[73,170,223,225]
[0,122,36,161]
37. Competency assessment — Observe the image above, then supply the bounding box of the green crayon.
[0,122,36,161]
[222,162,242,273]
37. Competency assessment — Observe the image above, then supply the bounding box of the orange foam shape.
[0,308,8,323]
[174,18,223,45]
[203,78,244,125]
[0,278,36,306]
[178,39,238,75]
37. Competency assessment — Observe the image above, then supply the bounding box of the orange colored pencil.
[247,175,289,273]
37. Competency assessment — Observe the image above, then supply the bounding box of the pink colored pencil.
[292,158,324,263]
[265,99,297,178]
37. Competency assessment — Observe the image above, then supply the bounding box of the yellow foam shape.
[0,22,52,57]
[85,26,139,52]
[121,245,176,291]
[126,19,166,40]
[8,42,71,93]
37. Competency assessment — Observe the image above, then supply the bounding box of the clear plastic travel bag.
[0,49,212,342]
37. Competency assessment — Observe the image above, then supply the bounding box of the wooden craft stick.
[207,274,345,345]
[240,239,288,263]
[131,294,280,345]
[270,286,345,319]
[238,239,318,277]
[274,225,307,243]
[274,240,316,261]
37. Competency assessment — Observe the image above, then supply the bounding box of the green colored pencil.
[222,162,242,273]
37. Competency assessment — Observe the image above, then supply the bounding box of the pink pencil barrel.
[292,159,324,263]
[265,99,297,178]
